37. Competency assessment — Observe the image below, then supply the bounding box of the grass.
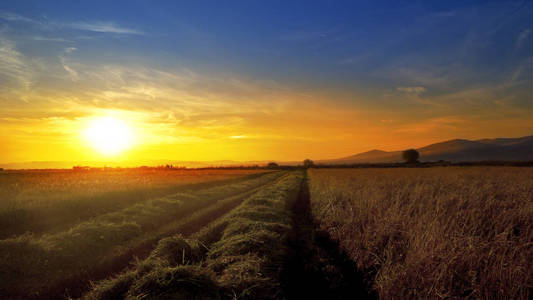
[0,169,266,238]
[5,166,530,299]
[85,171,304,300]
[0,170,281,299]
[308,167,533,299]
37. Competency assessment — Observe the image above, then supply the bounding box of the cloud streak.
[60,47,79,81]
[68,21,143,35]
[397,86,427,95]
[0,11,143,35]
[0,11,37,23]
[0,37,32,93]
[515,28,531,49]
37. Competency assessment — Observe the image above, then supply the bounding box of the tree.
[402,149,420,163]
[303,159,315,168]
[267,162,279,169]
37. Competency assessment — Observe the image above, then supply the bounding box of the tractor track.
[281,170,376,299]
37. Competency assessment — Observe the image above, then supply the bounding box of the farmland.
[0,169,266,238]
[0,168,282,298]
[85,171,304,299]
[308,167,533,299]
[1,166,532,299]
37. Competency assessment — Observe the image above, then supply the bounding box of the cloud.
[0,37,31,92]
[380,66,454,88]
[60,60,79,81]
[394,116,466,134]
[0,11,37,23]
[59,47,79,81]
[1,11,143,35]
[64,47,77,53]
[68,21,143,35]
[31,36,70,42]
[0,59,348,147]
[280,30,331,42]
[396,86,427,94]
[515,28,531,49]
[395,86,443,106]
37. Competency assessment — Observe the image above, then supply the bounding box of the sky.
[1,0,532,164]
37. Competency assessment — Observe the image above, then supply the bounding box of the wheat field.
[308,167,533,299]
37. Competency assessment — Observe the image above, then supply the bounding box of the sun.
[84,117,134,156]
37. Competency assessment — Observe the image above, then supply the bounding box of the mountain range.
[321,135,533,164]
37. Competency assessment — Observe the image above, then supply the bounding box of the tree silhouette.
[267,162,279,168]
[402,149,420,163]
[303,159,315,168]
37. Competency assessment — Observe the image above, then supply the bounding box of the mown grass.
[0,169,265,238]
[85,171,304,300]
[308,167,533,299]
[0,171,281,299]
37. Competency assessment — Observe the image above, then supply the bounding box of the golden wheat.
[309,167,533,299]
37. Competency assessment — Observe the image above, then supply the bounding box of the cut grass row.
[308,167,533,299]
[0,171,283,299]
[85,170,304,300]
[47,172,287,299]
[0,169,265,239]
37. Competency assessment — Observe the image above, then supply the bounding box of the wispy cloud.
[64,47,77,53]
[515,28,531,49]
[397,86,427,95]
[0,37,31,93]
[68,21,143,35]
[0,11,143,35]
[230,135,246,139]
[395,85,442,107]
[0,11,37,23]
[280,30,331,42]
[31,36,70,42]
[394,116,466,134]
[60,47,79,81]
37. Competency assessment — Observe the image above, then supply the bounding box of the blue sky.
[1,0,533,162]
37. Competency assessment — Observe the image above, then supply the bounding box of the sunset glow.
[0,1,532,167]
[83,117,134,156]
[1,2,532,298]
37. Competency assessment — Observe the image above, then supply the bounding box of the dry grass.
[0,170,277,299]
[0,169,265,238]
[0,169,263,209]
[308,167,533,299]
[85,171,303,300]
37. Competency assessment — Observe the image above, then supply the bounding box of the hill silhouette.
[322,135,533,164]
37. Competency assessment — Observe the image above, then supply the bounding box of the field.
[309,167,533,299]
[0,168,284,298]
[0,169,266,238]
[1,167,532,299]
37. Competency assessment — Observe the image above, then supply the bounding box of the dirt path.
[281,170,376,299]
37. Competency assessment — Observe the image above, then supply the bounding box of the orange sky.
[2,75,532,165]
[1,2,533,166]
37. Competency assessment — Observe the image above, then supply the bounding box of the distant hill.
[3,135,533,169]
[321,135,533,164]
